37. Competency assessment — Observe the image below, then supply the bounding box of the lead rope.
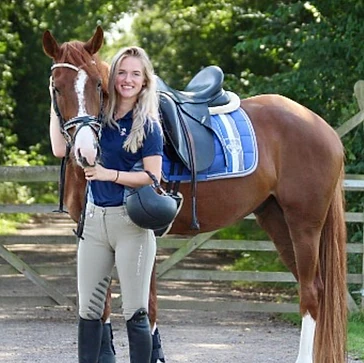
[53,145,71,214]
[73,181,89,240]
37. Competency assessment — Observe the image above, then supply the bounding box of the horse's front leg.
[100,286,116,362]
[295,313,316,363]
[149,262,166,363]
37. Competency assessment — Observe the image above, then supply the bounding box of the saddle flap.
[159,93,215,172]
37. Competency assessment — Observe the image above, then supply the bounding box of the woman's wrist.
[113,170,119,183]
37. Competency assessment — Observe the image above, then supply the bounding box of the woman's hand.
[84,154,162,185]
[84,164,116,182]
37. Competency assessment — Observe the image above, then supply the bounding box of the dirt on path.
[1,305,363,363]
[0,214,362,362]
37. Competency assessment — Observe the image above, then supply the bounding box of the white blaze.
[73,70,98,166]
[75,70,88,116]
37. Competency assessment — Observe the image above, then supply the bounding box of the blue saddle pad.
[162,107,258,182]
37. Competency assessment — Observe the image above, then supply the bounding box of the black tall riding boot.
[78,317,103,363]
[98,323,116,363]
[126,308,152,363]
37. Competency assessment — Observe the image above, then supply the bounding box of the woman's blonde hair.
[105,46,159,153]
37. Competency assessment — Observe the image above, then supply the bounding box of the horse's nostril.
[76,148,97,168]
[76,148,84,162]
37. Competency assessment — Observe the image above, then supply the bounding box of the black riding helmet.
[126,171,178,230]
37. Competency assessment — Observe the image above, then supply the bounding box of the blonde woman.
[78,46,163,362]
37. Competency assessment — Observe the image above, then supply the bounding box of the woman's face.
[114,56,146,104]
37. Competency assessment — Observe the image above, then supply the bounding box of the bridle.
[50,62,104,150]
[50,62,105,237]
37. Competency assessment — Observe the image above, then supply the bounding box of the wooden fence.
[0,166,363,313]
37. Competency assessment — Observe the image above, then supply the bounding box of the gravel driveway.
[0,215,362,362]
[1,305,362,362]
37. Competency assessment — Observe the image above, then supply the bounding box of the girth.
[157,66,231,229]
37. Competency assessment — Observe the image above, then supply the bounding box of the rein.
[51,62,104,238]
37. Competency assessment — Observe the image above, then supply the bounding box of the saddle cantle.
[157,65,230,106]
[157,66,234,229]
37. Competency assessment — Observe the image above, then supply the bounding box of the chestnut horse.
[43,26,347,363]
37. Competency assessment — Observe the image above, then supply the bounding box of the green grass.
[347,312,364,360]
[278,311,364,360]
[0,214,29,235]
[0,217,19,234]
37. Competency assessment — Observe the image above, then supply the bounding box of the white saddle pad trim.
[209,91,241,115]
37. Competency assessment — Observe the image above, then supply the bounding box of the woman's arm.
[49,77,67,158]
[83,155,163,187]
[50,105,67,158]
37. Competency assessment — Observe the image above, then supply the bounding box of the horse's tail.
[314,166,347,363]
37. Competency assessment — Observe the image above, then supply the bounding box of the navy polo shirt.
[88,111,163,207]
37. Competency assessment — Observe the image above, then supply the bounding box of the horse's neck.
[66,158,85,180]
[99,60,110,104]
[64,159,87,223]
[100,60,110,86]
[102,92,109,112]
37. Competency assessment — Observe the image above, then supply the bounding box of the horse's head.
[42,26,109,167]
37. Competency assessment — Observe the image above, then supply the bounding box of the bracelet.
[113,170,119,183]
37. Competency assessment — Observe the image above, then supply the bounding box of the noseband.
[50,62,103,149]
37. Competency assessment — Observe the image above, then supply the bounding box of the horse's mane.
[58,41,109,96]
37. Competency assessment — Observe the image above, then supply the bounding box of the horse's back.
[241,94,344,172]
[242,94,338,139]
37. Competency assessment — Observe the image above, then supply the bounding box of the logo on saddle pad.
[226,138,242,154]
[162,107,258,182]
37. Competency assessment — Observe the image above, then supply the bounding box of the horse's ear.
[42,30,60,59]
[84,26,104,55]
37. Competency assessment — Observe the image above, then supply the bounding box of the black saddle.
[157,66,230,172]
[157,66,230,229]
[158,65,230,106]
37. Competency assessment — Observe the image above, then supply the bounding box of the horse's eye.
[52,86,61,97]
[97,80,102,90]
[51,78,60,94]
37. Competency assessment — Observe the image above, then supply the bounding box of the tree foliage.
[129,0,364,179]
[0,2,22,164]
[133,1,247,87]
[1,0,364,173]
[132,1,364,127]
[0,0,133,163]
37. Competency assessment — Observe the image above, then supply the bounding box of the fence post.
[335,80,364,137]
[156,230,218,278]
[362,207,364,309]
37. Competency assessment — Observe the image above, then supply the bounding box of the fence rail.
[0,166,363,312]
